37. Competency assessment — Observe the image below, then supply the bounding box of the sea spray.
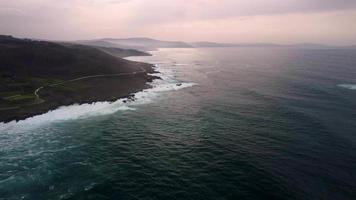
[338,84,356,90]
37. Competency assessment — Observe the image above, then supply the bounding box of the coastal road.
[34,67,147,104]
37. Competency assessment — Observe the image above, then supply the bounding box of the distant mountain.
[74,39,136,50]
[61,42,150,58]
[76,38,192,51]
[190,42,236,47]
[94,46,151,58]
[191,42,282,48]
[283,43,356,49]
[105,37,192,48]
[76,37,356,50]
[0,36,146,79]
[285,43,330,49]
[191,41,356,49]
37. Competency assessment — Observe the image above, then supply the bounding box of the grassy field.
[0,77,67,109]
[3,94,35,101]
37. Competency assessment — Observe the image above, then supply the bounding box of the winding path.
[34,67,146,104]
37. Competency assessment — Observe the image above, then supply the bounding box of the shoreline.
[0,60,159,124]
[0,60,197,128]
[0,35,165,123]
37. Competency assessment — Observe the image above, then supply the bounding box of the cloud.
[0,0,355,44]
[138,9,356,45]
[0,7,24,16]
[125,0,356,25]
[107,0,132,4]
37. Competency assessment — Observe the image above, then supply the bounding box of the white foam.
[0,100,133,133]
[0,63,196,132]
[338,84,356,90]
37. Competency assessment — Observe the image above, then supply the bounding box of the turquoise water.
[1,48,356,199]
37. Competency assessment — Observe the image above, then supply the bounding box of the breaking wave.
[0,64,196,132]
[338,84,356,90]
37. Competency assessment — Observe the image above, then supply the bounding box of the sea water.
[1,48,356,200]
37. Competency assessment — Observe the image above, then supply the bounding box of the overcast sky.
[1,0,356,44]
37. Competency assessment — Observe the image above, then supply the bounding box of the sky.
[0,0,356,45]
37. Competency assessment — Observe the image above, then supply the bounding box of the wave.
[0,64,196,132]
[338,84,356,90]
[0,101,133,133]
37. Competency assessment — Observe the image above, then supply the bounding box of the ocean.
[1,47,356,199]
